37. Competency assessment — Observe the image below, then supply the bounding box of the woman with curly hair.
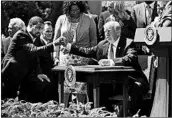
[53,1,97,66]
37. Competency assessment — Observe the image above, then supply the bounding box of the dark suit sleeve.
[121,41,138,67]
[98,13,105,41]
[16,33,54,57]
[35,57,42,74]
[121,17,137,39]
[23,43,54,57]
[70,44,97,59]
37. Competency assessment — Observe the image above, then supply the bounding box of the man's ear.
[116,29,121,36]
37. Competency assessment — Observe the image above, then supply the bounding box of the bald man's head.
[104,21,121,43]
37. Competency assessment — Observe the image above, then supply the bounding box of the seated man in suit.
[1,18,26,58]
[34,21,59,102]
[39,21,54,74]
[62,21,149,115]
[1,16,65,102]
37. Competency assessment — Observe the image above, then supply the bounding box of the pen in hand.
[91,58,98,62]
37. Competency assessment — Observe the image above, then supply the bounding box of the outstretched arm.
[66,43,98,59]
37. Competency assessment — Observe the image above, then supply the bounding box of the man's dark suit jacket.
[1,30,54,86]
[70,36,149,89]
[34,37,55,83]
[131,2,158,28]
[98,11,110,42]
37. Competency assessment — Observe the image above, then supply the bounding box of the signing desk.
[52,65,135,117]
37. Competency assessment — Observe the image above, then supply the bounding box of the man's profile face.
[42,24,53,41]
[31,23,44,38]
[43,8,52,19]
[8,23,18,37]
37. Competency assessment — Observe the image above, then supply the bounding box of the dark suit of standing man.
[98,1,114,42]
[1,16,64,102]
[64,21,149,115]
[131,1,158,28]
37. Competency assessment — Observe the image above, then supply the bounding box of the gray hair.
[104,21,121,34]
[9,18,26,31]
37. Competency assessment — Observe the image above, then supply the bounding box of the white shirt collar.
[112,36,120,47]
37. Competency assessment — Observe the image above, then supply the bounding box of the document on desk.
[77,65,132,70]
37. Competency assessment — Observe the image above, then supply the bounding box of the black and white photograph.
[1,1,172,117]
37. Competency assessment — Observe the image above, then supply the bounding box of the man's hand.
[37,74,51,82]
[142,45,150,54]
[113,58,122,63]
[54,59,59,66]
[53,36,67,46]
[98,59,114,66]
[60,46,69,54]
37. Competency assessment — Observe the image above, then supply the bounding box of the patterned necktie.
[146,4,152,25]
[108,44,114,59]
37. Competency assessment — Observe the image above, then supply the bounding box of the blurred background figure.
[157,1,172,27]
[151,1,169,27]
[131,1,158,28]
[98,1,114,42]
[106,1,136,39]
[1,18,26,59]
[1,34,6,59]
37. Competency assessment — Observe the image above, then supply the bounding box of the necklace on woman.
[70,15,81,23]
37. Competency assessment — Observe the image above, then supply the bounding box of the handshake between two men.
[53,36,67,47]
[53,36,122,67]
